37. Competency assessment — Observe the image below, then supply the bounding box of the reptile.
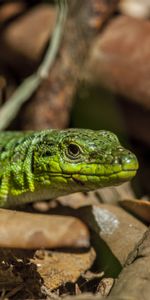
[0,129,138,208]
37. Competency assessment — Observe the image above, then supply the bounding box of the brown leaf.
[120,198,150,223]
[86,16,150,110]
[34,248,96,291]
[0,5,57,75]
[0,2,25,23]
[0,209,89,249]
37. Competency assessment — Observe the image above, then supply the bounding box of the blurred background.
[0,0,150,198]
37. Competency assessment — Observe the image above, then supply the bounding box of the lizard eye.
[67,143,81,159]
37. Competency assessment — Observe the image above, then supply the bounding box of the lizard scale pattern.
[0,129,138,207]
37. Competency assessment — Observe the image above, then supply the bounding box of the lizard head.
[33,129,138,196]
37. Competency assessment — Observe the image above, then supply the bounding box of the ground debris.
[0,247,96,299]
[34,248,96,291]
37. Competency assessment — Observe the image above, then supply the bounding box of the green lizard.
[0,129,138,208]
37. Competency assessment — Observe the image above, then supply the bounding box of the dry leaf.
[120,198,150,223]
[0,209,89,249]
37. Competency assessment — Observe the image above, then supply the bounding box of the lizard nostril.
[117,147,124,152]
[120,152,139,170]
[90,151,98,159]
[112,149,138,170]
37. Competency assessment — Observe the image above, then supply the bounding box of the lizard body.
[0,129,138,207]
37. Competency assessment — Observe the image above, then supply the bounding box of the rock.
[78,204,147,265]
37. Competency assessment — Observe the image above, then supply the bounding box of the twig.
[38,0,68,79]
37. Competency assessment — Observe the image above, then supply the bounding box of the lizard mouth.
[37,158,138,188]
[45,168,137,177]
[42,165,138,179]
[71,169,137,187]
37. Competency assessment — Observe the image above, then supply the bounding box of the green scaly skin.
[0,129,138,208]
